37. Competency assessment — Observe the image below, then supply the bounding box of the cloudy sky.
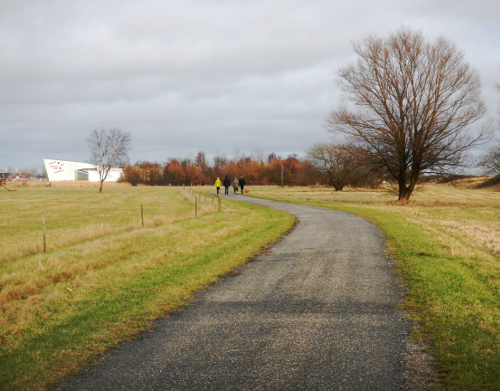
[1,0,499,172]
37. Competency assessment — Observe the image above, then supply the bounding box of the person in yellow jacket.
[214,177,222,194]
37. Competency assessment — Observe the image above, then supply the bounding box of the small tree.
[479,144,500,177]
[87,127,131,192]
[327,28,489,200]
[306,142,358,190]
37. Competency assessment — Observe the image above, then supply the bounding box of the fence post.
[42,212,47,253]
[141,205,144,227]
[218,191,222,212]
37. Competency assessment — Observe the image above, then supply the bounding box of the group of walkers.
[214,176,246,195]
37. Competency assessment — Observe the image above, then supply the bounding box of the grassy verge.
[247,182,500,391]
[0,186,295,390]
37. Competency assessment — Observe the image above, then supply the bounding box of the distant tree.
[306,142,359,191]
[479,144,500,177]
[137,161,163,186]
[327,28,489,200]
[195,151,207,170]
[121,165,143,186]
[181,158,205,185]
[213,152,228,178]
[267,152,279,163]
[252,148,265,164]
[163,159,186,185]
[282,154,301,186]
[232,146,244,163]
[263,155,296,186]
[87,127,132,193]
[194,151,213,181]
[265,158,282,185]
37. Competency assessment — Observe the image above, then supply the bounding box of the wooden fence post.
[42,212,47,253]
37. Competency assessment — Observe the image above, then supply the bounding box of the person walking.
[232,177,239,194]
[223,175,231,195]
[239,176,246,194]
[214,177,222,194]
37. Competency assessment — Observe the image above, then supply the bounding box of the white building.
[43,159,123,183]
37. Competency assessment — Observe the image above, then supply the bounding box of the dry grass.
[0,186,221,337]
[391,183,499,259]
[0,185,295,390]
[252,179,500,259]
[0,185,214,264]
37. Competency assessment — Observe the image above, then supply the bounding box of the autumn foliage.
[121,151,317,187]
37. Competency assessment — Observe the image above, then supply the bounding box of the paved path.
[57,194,413,391]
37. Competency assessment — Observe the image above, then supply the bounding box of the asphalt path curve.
[57,193,416,391]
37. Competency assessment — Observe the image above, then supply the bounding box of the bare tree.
[87,127,131,192]
[479,143,500,177]
[306,142,358,191]
[213,151,228,177]
[252,148,265,164]
[195,151,208,170]
[488,84,500,178]
[327,28,489,200]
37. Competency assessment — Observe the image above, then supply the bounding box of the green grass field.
[0,185,294,390]
[248,180,500,391]
[1,180,499,390]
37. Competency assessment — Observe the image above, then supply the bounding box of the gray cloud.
[1,0,498,171]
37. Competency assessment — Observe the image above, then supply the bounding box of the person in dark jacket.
[223,175,231,195]
[239,176,246,194]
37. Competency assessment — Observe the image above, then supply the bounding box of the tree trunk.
[397,174,418,201]
[333,180,344,191]
[398,187,411,201]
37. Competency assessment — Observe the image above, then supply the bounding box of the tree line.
[119,147,390,189]
[121,152,314,187]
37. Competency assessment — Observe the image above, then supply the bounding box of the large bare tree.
[87,127,131,192]
[327,29,489,200]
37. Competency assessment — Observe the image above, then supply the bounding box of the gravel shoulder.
[56,194,432,391]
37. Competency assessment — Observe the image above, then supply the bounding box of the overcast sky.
[1,0,499,172]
